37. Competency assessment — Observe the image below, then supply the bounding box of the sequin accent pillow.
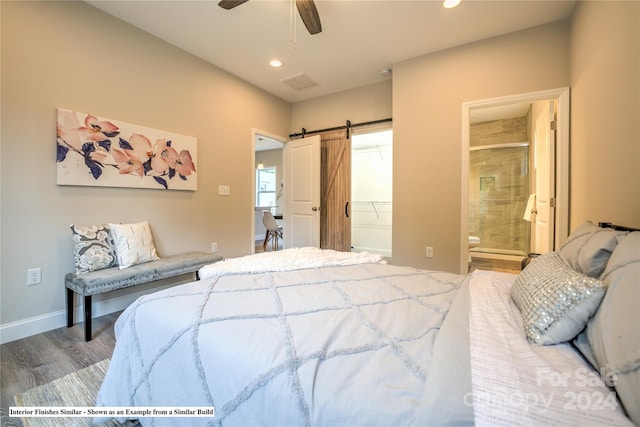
[70,224,117,274]
[109,221,159,269]
[511,252,606,345]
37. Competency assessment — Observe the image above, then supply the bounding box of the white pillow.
[583,232,640,425]
[559,220,627,278]
[108,221,159,269]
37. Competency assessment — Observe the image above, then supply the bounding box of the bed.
[95,222,639,426]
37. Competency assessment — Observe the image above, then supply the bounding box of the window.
[256,167,277,207]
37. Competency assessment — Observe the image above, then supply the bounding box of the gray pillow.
[582,232,640,425]
[511,252,606,345]
[559,221,627,278]
[70,224,117,274]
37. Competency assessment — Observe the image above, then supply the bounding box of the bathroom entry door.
[533,101,556,253]
[283,135,321,248]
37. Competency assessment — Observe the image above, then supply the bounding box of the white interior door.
[533,101,556,253]
[283,135,321,248]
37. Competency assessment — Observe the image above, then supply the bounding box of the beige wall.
[291,23,571,273]
[2,0,638,340]
[0,1,290,331]
[569,1,640,228]
[293,4,640,274]
[393,21,570,272]
[291,81,392,134]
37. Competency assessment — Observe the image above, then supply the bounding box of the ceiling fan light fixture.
[296,0,322,35]
[443,0,461,9]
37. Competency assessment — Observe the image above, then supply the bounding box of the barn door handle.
[345,201,349,218]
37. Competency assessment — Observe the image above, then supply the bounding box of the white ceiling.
[87,0,576,104]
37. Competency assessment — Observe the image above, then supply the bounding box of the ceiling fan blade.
[218,0,249,10]
[296,0,322,35]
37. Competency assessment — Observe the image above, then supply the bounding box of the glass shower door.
[468,144,530,256]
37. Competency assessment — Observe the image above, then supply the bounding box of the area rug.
[13,359,139,427]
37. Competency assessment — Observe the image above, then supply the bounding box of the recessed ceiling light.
[443,0,461,9]
[270,59,282,68]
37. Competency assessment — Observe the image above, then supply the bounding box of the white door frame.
[460,87,570,274]
[532,100,556,253]
[251,128,287,254]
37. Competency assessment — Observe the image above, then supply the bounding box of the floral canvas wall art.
[57,109,197,190]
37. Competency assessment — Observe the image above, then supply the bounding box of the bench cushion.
[65,252,221,296]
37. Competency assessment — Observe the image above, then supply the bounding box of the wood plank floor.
[255,238,281,253]
[0,312,120,427]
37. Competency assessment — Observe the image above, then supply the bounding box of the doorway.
[351,129,393,258]
[252,129,286,254]
[460,88,570,273]
[253,126,394,256]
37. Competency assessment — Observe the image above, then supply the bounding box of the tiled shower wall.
[469,115,531,255]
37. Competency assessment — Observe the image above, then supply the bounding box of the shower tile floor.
[468,256,522,274]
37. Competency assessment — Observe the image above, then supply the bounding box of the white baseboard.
[0,284,174,344]
[0,309,69,345]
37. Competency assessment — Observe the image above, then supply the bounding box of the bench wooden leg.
[66,288,74,328]
[68,289,92,341]
[84,295,92,342]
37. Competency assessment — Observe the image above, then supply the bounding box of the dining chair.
[262,210,283,250]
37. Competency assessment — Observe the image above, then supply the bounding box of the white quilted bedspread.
[198,247,385,279]
[96,256,466,427]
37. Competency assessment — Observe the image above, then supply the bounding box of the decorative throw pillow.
[581,232,640,425]
[70,224,117,274]
[511,251,606,345]
[559,220,627,278]
[108,221,159,269]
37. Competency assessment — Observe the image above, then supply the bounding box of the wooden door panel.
[320,133,351,252]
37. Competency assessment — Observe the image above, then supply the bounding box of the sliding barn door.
[321,131,351,251]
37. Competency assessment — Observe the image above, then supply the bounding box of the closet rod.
[289,117,392,139]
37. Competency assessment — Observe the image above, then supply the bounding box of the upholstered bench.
[65,251,222,341]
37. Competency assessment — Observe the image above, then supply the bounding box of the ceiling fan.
[218,0,322,35]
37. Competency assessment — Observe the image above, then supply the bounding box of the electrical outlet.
[27,268,41,285]
[211,242,218,253]
[425,246,434,258]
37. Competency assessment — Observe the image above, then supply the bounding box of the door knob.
[312,207,319,211]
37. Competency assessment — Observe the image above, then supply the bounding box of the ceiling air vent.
[280,73,318,91]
